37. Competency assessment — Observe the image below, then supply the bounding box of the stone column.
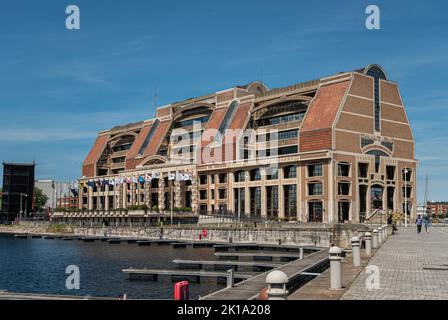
[261,169,267,218]
[105,184,110,211]
[244,171,250,216]
[88,185,93,210]
[278,167,285,219]
[174,179,182,209]
[191,170,199,215]
[145,180,151,208]
[78,183,83,210]
[158,173,165,211]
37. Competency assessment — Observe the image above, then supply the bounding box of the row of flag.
[85,172,192,188]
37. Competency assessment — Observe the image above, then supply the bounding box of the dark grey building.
[1,162,35,222]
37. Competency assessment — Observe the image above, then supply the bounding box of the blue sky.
[0,0,447,201]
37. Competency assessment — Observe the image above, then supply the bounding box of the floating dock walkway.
[122,268,254,282]
[201,249,329,300]
[172,259,282,271]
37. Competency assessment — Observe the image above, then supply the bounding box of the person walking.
[415,215,423,234]
[423,215,430,234]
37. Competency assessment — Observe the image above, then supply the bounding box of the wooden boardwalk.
[201,249,329,300]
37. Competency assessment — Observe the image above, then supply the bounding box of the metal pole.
[404,169,408,227]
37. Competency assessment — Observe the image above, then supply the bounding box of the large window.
[358,163,369,178]
[250,169,261,181]
[284,185,297,217]
[402,169,412,181]
[218,173,227,184]
[337,163,350,177]
[199,190,207,200]
[279,145,298,155]
[308,163,322,177]
[266,186,278,217]
[174,116,210,129]
[283,165,297,179]
[308,202,323,222]
[308,182,322,196]
[199,175,207,185]
[234,170,245,182]
[258,112,305,127]
[338,202,350,223]
[218,188,227,199]
[402,186,412,198]
[338,182,350,196]
[250,187,261,216]
[233,188,245,216]
[266,168,278,180]
[386,166,395,180]
[366,65,387,132]
[258,129,298,142]
[366,150,389,173]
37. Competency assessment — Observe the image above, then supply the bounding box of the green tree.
[34,187,49,211]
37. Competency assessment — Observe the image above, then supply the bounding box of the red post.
[174,281,189,300]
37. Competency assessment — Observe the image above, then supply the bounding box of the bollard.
[383,225,387,239]
[372,229,378,249]
[266,270,289,300]
[364,232,372,256]
[329,246,342,290]
[377,227,382,244]
[350,236,361,267]
[227,269,234,288]
[299,248,304,260]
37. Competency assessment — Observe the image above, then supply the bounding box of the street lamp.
[404,169,408,227]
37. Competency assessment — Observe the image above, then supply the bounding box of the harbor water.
[0,233,223,299]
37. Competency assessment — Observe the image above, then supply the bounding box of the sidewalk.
[341,226,448,300]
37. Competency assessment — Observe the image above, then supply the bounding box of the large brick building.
[53,64,417,224]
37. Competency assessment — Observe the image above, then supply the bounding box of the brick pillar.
[158,174,165,211]
[174,179,182,208]
[145,180,151,208]
[191,170,199,214]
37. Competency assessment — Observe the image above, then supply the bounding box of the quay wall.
[73,224,368,248]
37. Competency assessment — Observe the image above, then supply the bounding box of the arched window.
[366,149,389,173]
[250,168,261,181]
[365,65,387,132]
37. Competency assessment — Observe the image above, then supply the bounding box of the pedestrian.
[415,215,423,234]
[423,215,430,234]
[387,214,396,235]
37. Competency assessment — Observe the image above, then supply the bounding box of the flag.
[168,172,175,180]
[125,176,131,183]
[132,176,138,183]
[87,180,93,188]
[145,173,152,181]
[70,188,78,197]
[138,175,145,183]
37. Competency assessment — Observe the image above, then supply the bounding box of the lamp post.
[404,169,408,227]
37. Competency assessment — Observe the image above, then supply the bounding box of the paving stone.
[341,226,448,300]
